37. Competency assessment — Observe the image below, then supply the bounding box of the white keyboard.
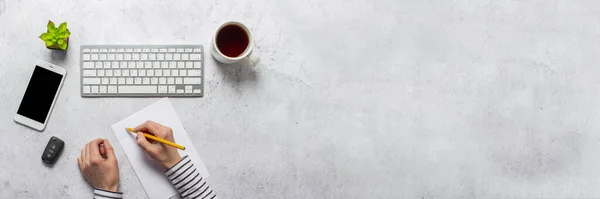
[80,45,204,97]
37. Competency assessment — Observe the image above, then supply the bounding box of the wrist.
[163,155,183,169]
[97,184,118,192]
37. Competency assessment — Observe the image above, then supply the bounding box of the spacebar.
[118,86,157,93]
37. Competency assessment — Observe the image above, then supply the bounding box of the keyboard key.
[164,70,170,76]
[139,70,146,76]
[193,62,201,68]
[116,54,123,60]
[108,86,117,93]
[120,62,127,68]
[169,62,176,68]
[185,62,193,68]
[100,86,107,93]
[132,54,140,60]
[188,70,201,76]
[177,89,184,93]
[128,62,136,68]
[160,49,167,53]
[193,89,201,94]
[122,70,129,76]
[83,86,90,93]
[151,78,158,84]
[124,54,131,60]
[104,62,111,68]
[184,78,201,84]
[173,54,181,60]
[91,49,99,53]
[100,54,107,60]
[165,54,172,60]
[180,70,187,76]
[177,62,185,68]
[147,70,154,76]
[159,78,166,84]
[168,85,176,93]
[83,49,91,53]
[181,54,189,60]
[117,49,125,52]
[193,48,202,52]
[83,62,94,68]
[118,86,157,93]
[114,70,121,76]
[145,62,152,68]
[110,78,117,84]
[118,78,126,84]
[155,70,162,76]
[126,49,133,53]
[149,54,156,60]
[126,78,134,84]
[151,49,159,53]
[176,49,184,53]
[190,54,201,60]
[167,78,174,84]
[102,78,109,84]
[185,49,193,53]
[106,70,113,76]
[175,78,182,84]
[161,62,168,68]
[83,70,96,76]
[158,86,167,93]
[96,62,103,68]
[157,54,164,60]
[91,54,98,60]
[100,49,108,53]
[168,48,176,53]
[143,49,150,53]
[97,70,105,77]
[91,86,99,93]
[172,70,179,76]
[112,62,119,68]
[153,62,160,68]
[83,54,91,60]
[131,70,137,76]
[134,78,142,84]
[136,62,144,68]
[185,88,192,93]
[141,54,148,60]
[108,54,115,60]
[142,78,150,84]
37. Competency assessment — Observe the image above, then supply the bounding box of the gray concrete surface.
[1,0,600,198]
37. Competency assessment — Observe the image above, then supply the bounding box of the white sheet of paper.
[111,98,210,199]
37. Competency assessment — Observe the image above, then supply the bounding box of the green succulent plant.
[39,21,70,50]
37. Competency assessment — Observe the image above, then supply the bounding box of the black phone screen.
[17,66,63,123]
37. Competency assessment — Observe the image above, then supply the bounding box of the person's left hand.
[78,138,119,192]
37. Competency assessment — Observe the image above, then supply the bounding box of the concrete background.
[1,0,600,198]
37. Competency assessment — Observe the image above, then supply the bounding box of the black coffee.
[216,24,249,58]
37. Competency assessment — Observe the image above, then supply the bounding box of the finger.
[99,144,106,155]
[88,138,104,162]
[77,156,82,170]
[85,143,91,164]
[136,132,153,152]
[103,139,117,160]
[133,120,163,134]
[79,148,85,168]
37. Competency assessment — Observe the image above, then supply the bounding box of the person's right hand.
[133,120,182,169]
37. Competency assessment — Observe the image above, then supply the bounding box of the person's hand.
[134,120,182,169]
[78,138,119,192]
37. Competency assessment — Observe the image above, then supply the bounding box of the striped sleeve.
[93,188,123,199]
[165,155,217,199]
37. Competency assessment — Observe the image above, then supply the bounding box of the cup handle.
[247,49,260,67]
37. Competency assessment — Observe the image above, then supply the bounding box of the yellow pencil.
[126,128,186,150]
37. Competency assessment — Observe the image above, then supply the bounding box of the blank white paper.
[111,98,210,199]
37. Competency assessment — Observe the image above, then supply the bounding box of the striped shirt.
[94,155,217,199]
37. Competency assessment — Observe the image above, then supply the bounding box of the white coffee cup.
[210,21,260,66]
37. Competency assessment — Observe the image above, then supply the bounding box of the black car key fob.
[42,136,65,165]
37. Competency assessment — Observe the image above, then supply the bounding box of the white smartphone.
[14,60,67,131]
